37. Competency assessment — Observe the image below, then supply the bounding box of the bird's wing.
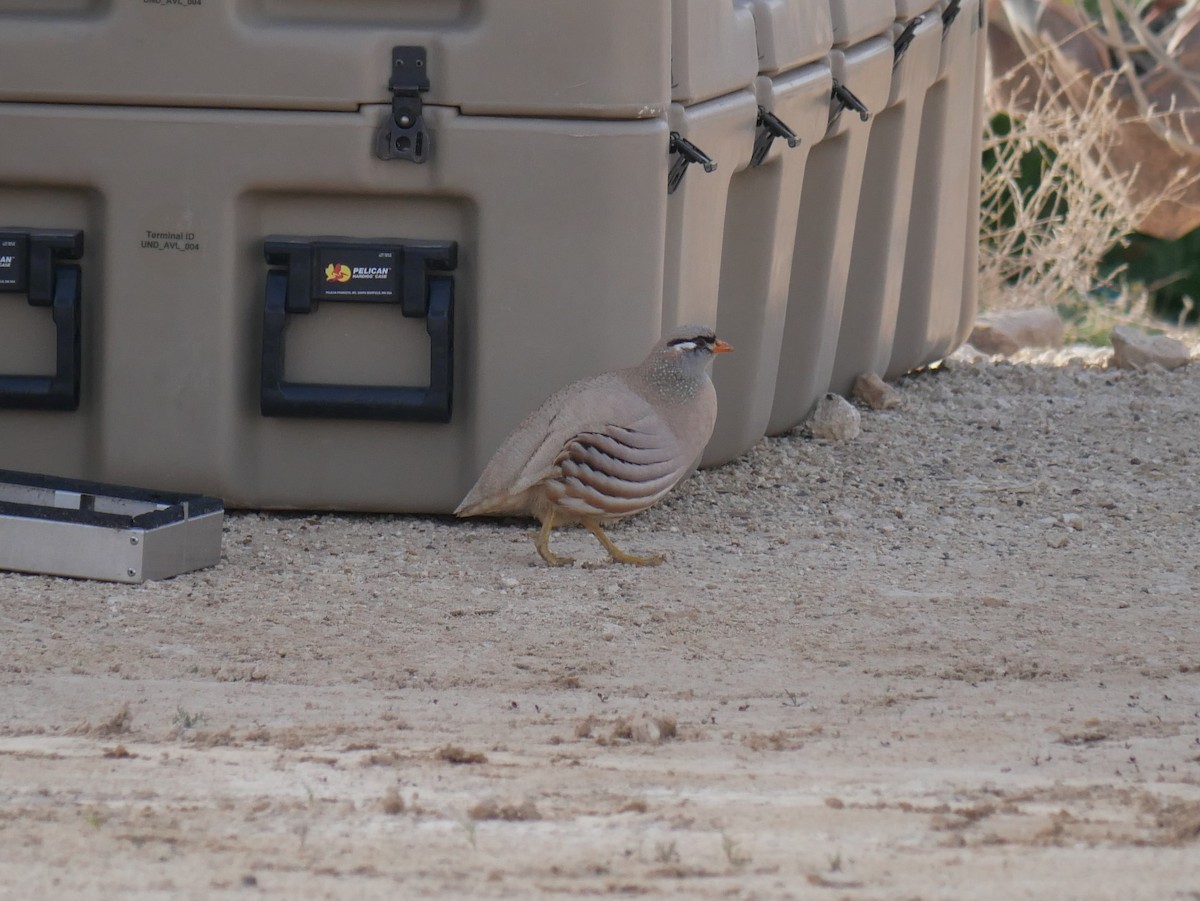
[455,374,683,515]
[506,381,681,494]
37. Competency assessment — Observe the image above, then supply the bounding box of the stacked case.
[0,0,985,510]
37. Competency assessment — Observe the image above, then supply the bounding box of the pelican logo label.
[0,235,26,291]
[349,266,391,279]
[314,245,399,301]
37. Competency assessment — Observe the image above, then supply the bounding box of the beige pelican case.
[0,0,985,511]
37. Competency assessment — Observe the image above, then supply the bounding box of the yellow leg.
[534,510,574,567]
[583,520,665,566]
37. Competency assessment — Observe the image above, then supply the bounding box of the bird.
[454,325,733,566]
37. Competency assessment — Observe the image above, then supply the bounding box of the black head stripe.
[667,333,715,350]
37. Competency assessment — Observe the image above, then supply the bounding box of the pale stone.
[852,372,902,410]
[1109,325,1191,371]
[945,342,990,367]
[808,393,861,442]
[630,718,662,745]
[970,307,1066,355]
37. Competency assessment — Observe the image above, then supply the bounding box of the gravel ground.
[1,339,1199,899]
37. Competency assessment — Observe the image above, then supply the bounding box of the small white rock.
[1046,532,1070,549]
[808,393,861,442]
[630,718,662,745]
[829,508,855,525]
[1061,513,1084,531]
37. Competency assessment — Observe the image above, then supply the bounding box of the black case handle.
[0,229,84,411]
[260,236,456,422]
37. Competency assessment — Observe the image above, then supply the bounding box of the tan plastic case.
[767,36,896,436]
[0,0,985,510]
[0,104,667,509]
[0,1,672,118]
[888,0,986,378]
[703,63,834,466]
[828,13,944,397]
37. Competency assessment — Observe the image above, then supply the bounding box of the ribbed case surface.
[0,0,984,510]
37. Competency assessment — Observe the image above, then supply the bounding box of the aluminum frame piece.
[0,469,223,583]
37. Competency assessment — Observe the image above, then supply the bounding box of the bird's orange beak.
[714,339,734,354]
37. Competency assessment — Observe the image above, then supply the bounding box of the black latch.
[375,46,430,163]
[893,16,925,65]
[261,236,456,422]
[0,228,84,411]
[942,0,963,29]
[668,133,717,194]
[751,106,800,168]
[830,80,871,127]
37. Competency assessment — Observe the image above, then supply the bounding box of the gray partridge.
[455,325,732,566]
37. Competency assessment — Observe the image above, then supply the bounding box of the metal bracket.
[668,133,717,194]
[375,46,430,163]
[942,0,963,29]
[751,107,800,168]
[830,80,871,127]
[0,228,84,411]
[893,16,925,66]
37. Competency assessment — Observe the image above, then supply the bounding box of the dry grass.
[68,702,132,738]
[466,798,540,821]
[434,744,488,765]
[980,55,1197,339]
[982,68,1142,310]
[380,788,406,815]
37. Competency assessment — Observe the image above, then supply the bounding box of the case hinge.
[668,133,717,194]
[751,106,800,168]
[893,16,925,66]
[829,80,871,128]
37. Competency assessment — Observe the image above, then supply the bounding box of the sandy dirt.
[2,342,1199,899]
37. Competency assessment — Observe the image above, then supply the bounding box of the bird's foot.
[608,549,665,566]
[583,520,665,566]
[534,513,574,567]
[536,545,576,567]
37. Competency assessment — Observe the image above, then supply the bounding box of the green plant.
[1103,230,1200,324]
[172,706,206,730]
